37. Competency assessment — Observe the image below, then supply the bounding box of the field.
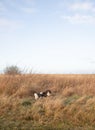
[0,74,95,130]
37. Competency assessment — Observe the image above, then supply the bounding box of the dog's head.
[46,90,51,96]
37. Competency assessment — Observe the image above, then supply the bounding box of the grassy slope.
[0,74,95,130]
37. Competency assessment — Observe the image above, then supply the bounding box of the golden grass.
[0,74,95,129]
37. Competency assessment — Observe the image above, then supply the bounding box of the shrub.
[4,65,21,75]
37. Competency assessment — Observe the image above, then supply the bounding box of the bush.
[4,65,21,75]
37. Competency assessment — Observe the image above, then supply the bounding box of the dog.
[34,90,51,100]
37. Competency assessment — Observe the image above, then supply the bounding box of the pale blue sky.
[0,0,95,73]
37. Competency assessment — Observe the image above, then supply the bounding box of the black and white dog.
[34,90,51,100]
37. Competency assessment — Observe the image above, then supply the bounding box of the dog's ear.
[48,90,51,93]
[46,90,51,93]
[46,90,51,96]
[32,91,37,95]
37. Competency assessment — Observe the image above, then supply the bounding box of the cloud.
[60,1,95,24]
[0,0,37,33]
[21,0,37,14]
[84,58,95,64]
[0,2,7,12]
[69,1,94,11]
[21,7,36,14]
[62,14,95,24]
[0,18,23,32]
[0,0,37,16]
[23,0,34,5]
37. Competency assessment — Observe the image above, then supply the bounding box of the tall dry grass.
[0,74,95,129]
[0,74,95,97]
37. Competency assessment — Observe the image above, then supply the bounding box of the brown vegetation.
[0,74,95,129]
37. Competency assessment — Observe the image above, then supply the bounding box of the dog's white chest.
[34,93,39,100]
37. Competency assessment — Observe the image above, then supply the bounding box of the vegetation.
[4,65,21,75]
[0,74,95,129]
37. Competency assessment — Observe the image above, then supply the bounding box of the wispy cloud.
[60,1,95,24]
[20,0,36,14]
[0,0,36,31]
[69,1,94,11]
[0,18,23,32]
[84,58,95,64]
[0,0,37,14]
[0,2,7,13]
[62,14,95,24]
[23,0,35,5]
[0,1,21,32]
[21,7,37,14]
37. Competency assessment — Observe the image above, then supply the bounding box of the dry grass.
[0,74,95,129]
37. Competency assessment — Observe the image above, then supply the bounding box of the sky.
[0,0,95,74]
